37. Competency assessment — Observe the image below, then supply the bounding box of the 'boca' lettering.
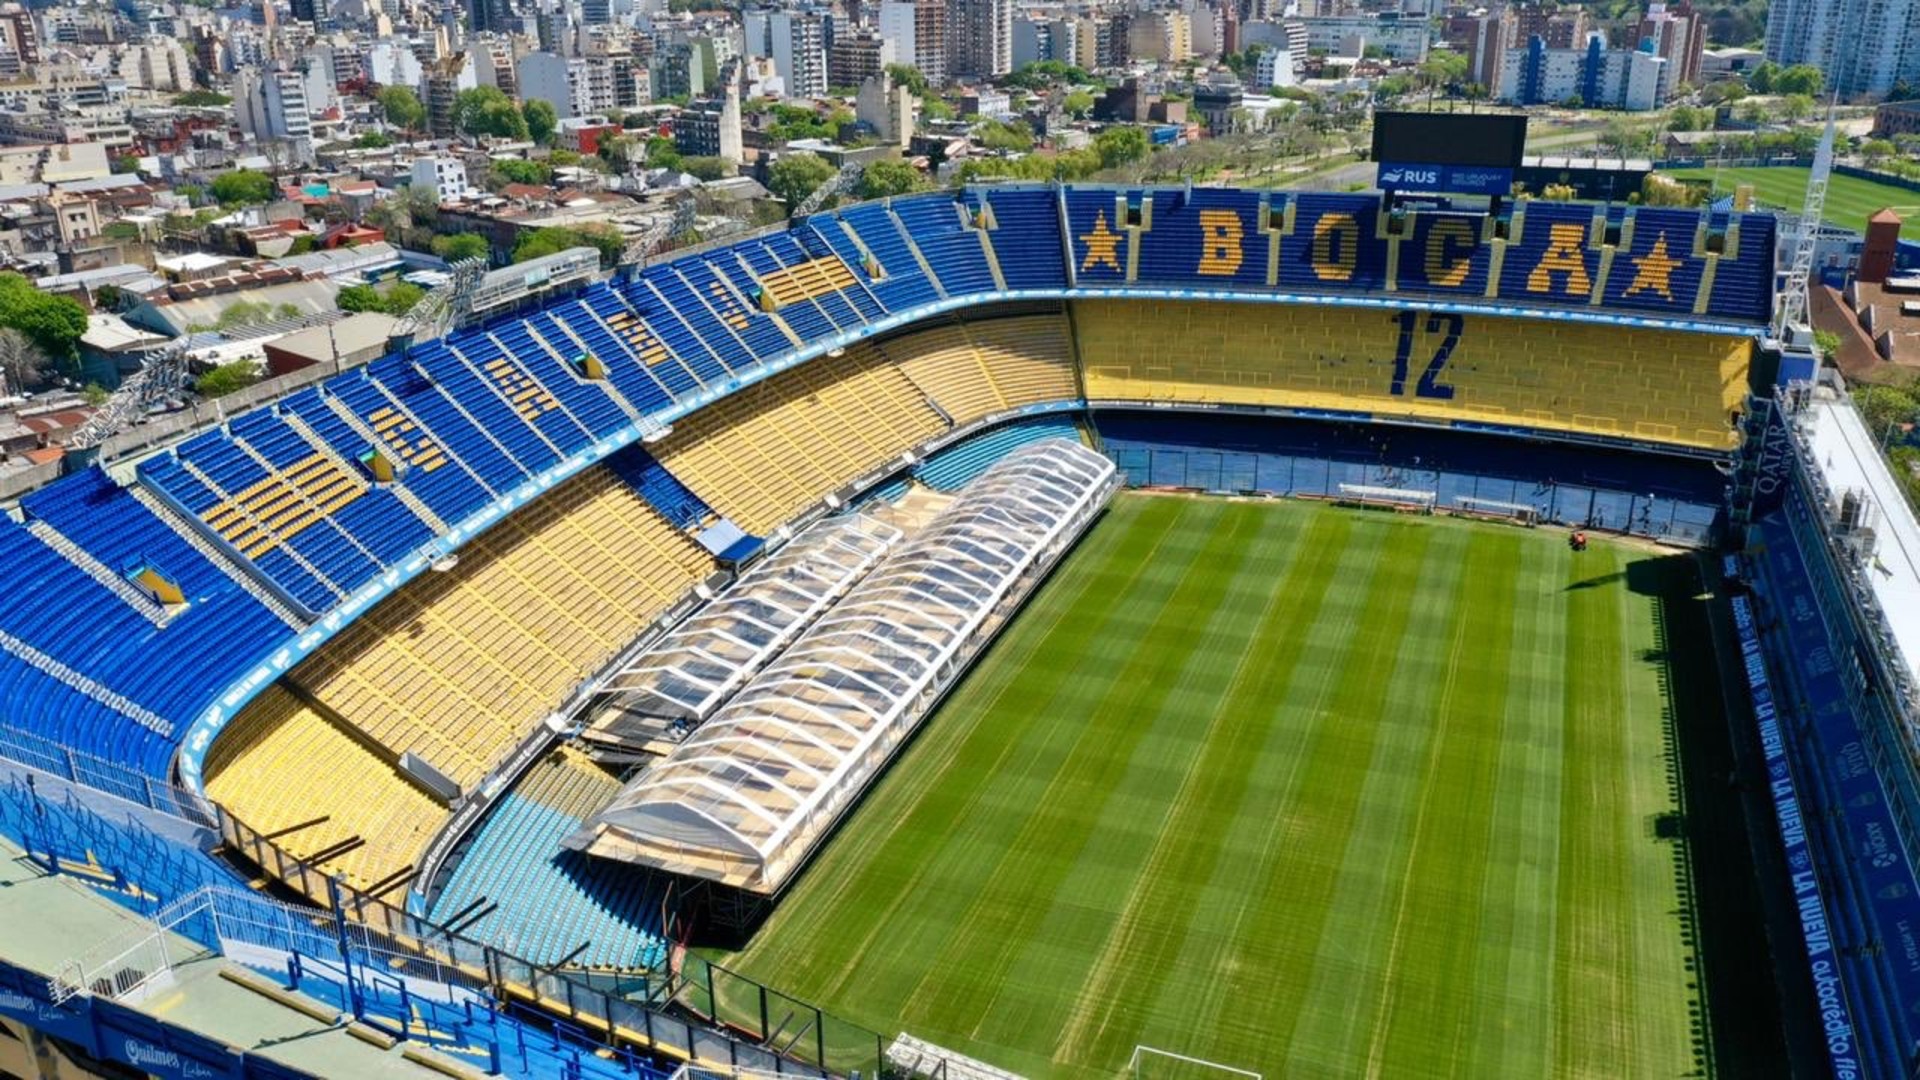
[1312,213,1358,282]
[1526,223,1593,296]
[1423,218,1476,288]
[1195,210,1243,276]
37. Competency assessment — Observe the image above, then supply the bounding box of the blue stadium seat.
[409,340,567,473]
[1277,193,1388,292]
[603,443,713,530]
[671,258,793,364]
[981,187,1069,289]
[333,362,526,505]
[826,202,945,307]
[228,409,433,569]
[545,288,678,417]
[430,767,667,971]
[281,387,493,527]
[1061,188,1133,286]
[441,332,593,457]
[891,195,998,295]
[487,314,630,435]
[1707,213,1777,324]
[1496,202,1603,306]
[914,418,1083,491]
[589,283,711,402]
[768,229,886,322]
[1135,187,1270,291]
[1600,208,1711,316]
[729,243,840,342]
[627,268,754,384]
[1395,211,1493,297]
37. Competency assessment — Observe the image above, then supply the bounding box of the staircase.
[282,409,449,535]
[24,521,171,628]
[128,487,306,629]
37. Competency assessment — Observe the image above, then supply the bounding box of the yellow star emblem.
[1080,211,1124,273]
[1623,233,1681,302]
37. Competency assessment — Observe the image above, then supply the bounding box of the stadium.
[0,152,1904,1080]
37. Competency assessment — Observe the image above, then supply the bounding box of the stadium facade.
[0,182,1904,1078]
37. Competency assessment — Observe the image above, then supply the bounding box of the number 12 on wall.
[1389,311,1463,400]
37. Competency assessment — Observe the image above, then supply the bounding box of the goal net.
[1127,1046,1262,1080]
[1453,495,1539,526]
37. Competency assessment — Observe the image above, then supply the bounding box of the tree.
[856,159,925,198]
[766,152,836,214]
[680,156,733,181]
[173,89,230,107]
[81,383,109,407]
[0,274,86,363]
[355,131,392,149]
[512,225,622,266]
[1813,329,1842,363]
[378,85,426,134]
[1747,60,1779,93]
[337,281,425,315]
[1093,126,1150,170]
[431,233,489,262]
[455,87,529,140]
[209,169,276,206]
[287,235,318,255]
[523,99,557,145]
[1864,138,1898,163]
[885,63,929,97]
[975,118,1033,152]
[0,327,48,393]
[1063,90,1096,118]
[195,360,260,399]
[1775,64,1824,96]
[1781,93,1815,122]
[112,154,141,175]
[491,158,552,186]
[642,135,681,171]
[922,98,955,121]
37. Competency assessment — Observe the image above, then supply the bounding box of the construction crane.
[388,256,486,349]
[1771,101,1836,347]
[67,344,190,452]
[619,195,699,268]
[793,162,864,220]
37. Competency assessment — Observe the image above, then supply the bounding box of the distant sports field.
[1664,164,1920,238]
[718,495,1719,1078]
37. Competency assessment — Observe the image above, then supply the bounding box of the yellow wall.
[1074,299,1751,450]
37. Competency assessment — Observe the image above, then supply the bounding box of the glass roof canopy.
[571,439,1119,893]
[582,513,903,750]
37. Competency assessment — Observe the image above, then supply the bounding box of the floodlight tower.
[1771,101,1837,348]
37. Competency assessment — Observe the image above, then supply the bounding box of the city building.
[1637,1,1705,98]
[1765,0,1920,96]
[675,83,743,161]
[1498,32,1665,109]
[878,0,945,85]
[1297,13,1429,61]
[830,29,893,89]
[410,156,475,202]
[232,66,314,164]
[947,0,1013,78]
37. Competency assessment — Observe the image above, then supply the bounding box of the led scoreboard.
[1372,112,1528,197]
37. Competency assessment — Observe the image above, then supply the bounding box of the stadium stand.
[603,442,714,531]
[202,685,445,892]
[978,187,1070,289]
[0,779,237,913]
[649,343,946,534]
[915,417,1086,491]
[249,465,709,789]
[890,195,998,295]
[887,314,1080,426]
[429,748,668,970]
[1074,297,1751,450]
[816,202,945,307]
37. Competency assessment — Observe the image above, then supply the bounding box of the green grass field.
[1664,165,1920,238]
[715,495,1737,1079]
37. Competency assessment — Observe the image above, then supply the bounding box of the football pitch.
[716,494,1749,1078]
[1663,164,1920,239]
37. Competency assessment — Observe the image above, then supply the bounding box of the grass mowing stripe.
[1371,528,1523,1078]
[1283,523,1474,1074]
[1556,542,1632,1074]
[1038,509,1350,1068]
[964,505,1338,1064]
[830,498,1226,1017]
[897,501,1276,1045]
[726,497,1192,993]
[1463,537,1568,1078]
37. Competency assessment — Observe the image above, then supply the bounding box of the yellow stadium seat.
[1072,298,1748,451]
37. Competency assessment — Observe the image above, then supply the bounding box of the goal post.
[1126,1045,1263,1080]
